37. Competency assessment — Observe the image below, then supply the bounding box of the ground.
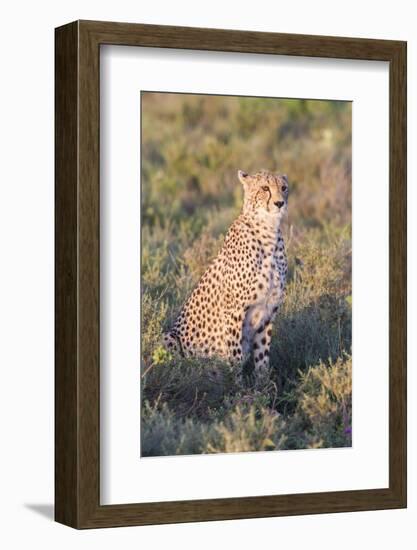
[141,92,352,456]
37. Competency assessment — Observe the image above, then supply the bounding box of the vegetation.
[141,92,352,456]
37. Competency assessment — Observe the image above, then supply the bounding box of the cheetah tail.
[162,331,184,356]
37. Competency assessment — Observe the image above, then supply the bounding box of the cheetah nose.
[275,201,285,208]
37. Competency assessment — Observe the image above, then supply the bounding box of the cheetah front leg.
[252,321,273,382]
[224,310,245,385]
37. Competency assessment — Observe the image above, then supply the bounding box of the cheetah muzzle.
[163,169,289,383]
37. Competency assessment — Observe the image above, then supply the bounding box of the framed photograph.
[55,20,406,528]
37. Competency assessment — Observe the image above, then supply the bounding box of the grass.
[141,92,352,456]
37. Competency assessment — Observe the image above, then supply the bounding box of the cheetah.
[163,169,288,382]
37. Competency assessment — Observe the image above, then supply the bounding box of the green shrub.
[206,405,288,453]
[284,355,352,449]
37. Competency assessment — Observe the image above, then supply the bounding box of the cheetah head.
[238,169,289,219]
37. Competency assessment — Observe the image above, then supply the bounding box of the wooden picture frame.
[55,20,407,529]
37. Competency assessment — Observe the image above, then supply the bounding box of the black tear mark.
[265,188,272,212]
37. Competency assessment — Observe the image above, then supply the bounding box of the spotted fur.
[163,169,289,382]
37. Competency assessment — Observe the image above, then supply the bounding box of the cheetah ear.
[238,170,249,185]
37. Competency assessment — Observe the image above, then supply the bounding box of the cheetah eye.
[262,186,269,192]
[282,185,287,192]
